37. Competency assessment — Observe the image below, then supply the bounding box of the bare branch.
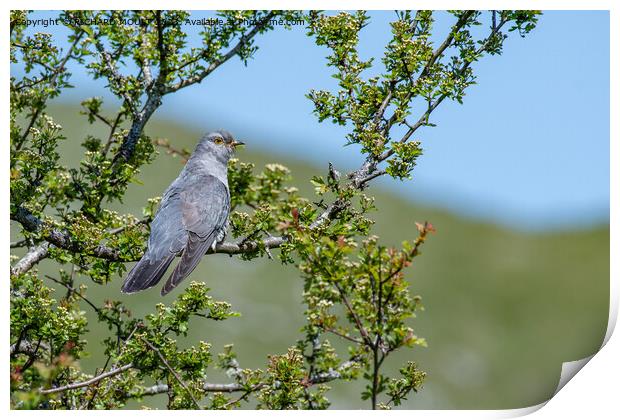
[152,138,191,163]
[40,363,134,395]
[210,235,285,256]
[139,382,244,397]
[136,359,360,398]
[11,242,50,276]
[358,170,387,186]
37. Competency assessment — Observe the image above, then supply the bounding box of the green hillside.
[12,103,609,409]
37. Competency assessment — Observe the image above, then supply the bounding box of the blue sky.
[16,11,610,230]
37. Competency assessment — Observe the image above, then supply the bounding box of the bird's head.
[195,130,245,163]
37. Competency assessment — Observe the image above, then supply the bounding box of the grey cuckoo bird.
[121,130,243,296]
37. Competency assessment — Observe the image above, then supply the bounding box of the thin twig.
[107,217,150,235]
[44,275,107,321]
[92,37,138,117]
[139,337,201,409]
[16,29,85,149]
[164,11,276,94]
[332,281,373,348]
[324,327,364,345]
[379,14,509,164]
[221,384,263,409]
[40,363,134,395]
[102,111,124,157]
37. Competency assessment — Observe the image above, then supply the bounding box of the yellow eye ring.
[214,137,224,145]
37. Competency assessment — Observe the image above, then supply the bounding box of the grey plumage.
[121,130,243,296]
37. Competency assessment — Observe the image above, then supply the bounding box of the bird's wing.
[148,185,189,257]
[160,174,230,295]
[121,184,187,294]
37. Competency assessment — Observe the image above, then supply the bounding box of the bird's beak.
[231,140,245,148]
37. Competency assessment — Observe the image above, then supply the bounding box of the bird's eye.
[214,137,224,145]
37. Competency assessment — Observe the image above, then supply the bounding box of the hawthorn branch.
[136,359,359,398]
[30,19,143,196]
[16,29,85,150]
[382,11,474,133]
[92,38,138,118]
[140,337,201,409]
[139,382,244,396]
[37,347,359,401]
[209,235,286,256]
[11,206,122,260]
[324,327,364,345]
[85,24,158,168]
[40,363,134,395]
[367,13,510,174]
[44,274,122,331]
[39,363,353,399]
[346,12,477,186]
[332,281,374,348]
[107,217,151,235]
[164,12,276,94]
[139,19,154,89]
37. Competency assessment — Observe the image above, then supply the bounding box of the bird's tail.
[160,231,214,296]
[121,253,175,294]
